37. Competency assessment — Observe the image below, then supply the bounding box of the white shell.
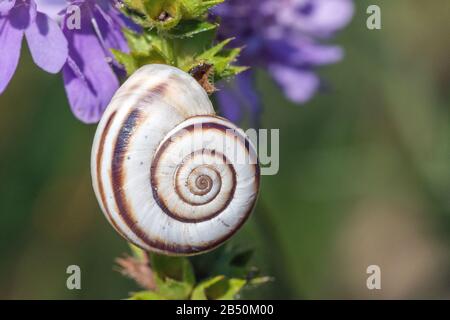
[91,64,259,255]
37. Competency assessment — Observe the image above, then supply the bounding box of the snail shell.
[91,64,260,256]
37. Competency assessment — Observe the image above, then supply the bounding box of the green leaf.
[113,29,174,76]
[128,291,166,300]
[123,0,147,14]
[218,278,246,300]
[123,29,152,55]
[192,276,246,300]
[156,277,193,300]
[150,254,195,283]
[121,2,149,27]
[217,64,248,79]
[169,20,218,39]
[194,40,247,81]
[150,254,196,300]
[112,49,138,75]
[191,276,224,300]
[181,0,225,19]
[197,38,233,60]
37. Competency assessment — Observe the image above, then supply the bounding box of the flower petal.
[34,0,67,21]
[216,71,262,126]
[236,71,262,126]
[0,16,23,94]
[93,3,129,53]
[25,12,68,73]
[62,13,119,123]
[269,64,320,104]
[287,0,355,37]
[8,0,36,30]
[297,42,344,65]
[63,59,103,123]
[267,37,344,67]
[216,84,243,123]
[0,0,15,15]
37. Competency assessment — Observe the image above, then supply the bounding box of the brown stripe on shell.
[111,108,143,228]
[95,111,127,238]
[126,82,169,104]
[172,115,259,161]
[114,81,168,107]
[152,149,237,223]
[186,120,259,166]
[126,83,141,93]
[150,82,168,96]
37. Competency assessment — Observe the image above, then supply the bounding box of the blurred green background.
[0,0,449,299]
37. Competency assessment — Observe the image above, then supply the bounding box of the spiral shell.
[91,64,260,256]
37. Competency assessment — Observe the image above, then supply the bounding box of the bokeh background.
[0,0,449,299]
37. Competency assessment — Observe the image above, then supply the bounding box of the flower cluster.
[213,0,354,125]
[61,0,131,122]
[0,0,130,123]
[0,0,68,94]
[0,0,354,125]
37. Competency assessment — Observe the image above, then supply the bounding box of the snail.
[91,64,260,256]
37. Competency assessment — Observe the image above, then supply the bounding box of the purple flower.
[213,0,354,125]
[34,0,67,21]
[0,0,68,94]
[0,0,130,123]
[62,0,130,123]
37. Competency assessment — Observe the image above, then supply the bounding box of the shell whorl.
[91,64,260,256]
